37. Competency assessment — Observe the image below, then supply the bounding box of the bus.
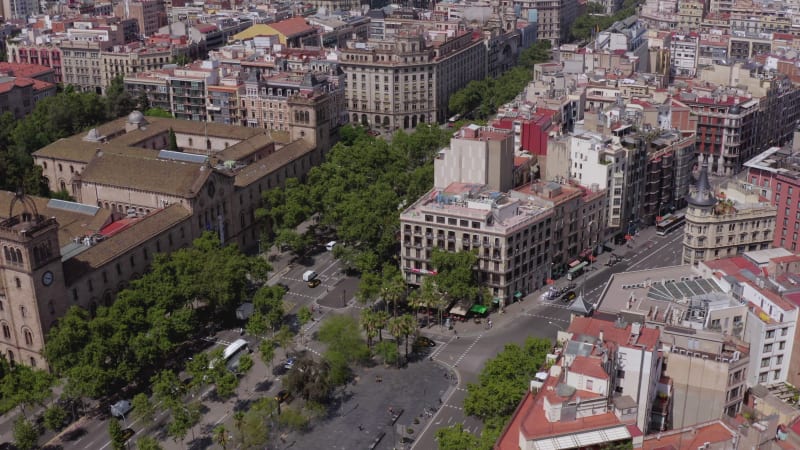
[655,213,686,236]
[210,339,250,370]
[567,261,588,280]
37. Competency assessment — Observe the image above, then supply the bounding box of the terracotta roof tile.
[268,17,315,37]
[568,316,660,351]
[642,421,734,449]
[569,355,609,380]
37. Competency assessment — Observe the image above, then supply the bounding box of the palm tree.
[375,310,390,342]
[360,309,379,348]
[387,316,404,367]
[398,314,417,359]
[406,289,427,322]
[421,277,448,328]
[381,267,407,317]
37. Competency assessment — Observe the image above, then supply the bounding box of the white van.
[302,270,318,282]
[325,241,337,251]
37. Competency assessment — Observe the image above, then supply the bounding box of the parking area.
[289,359,452,450]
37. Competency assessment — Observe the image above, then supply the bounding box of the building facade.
[745,146,800,252]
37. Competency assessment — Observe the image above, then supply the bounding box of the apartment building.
[519,0,579,46]
[496,316,661,449]
[339,29,486,129]
[2,0,36,19]
[676,0,703,32]
[673,92,759,176]
[669,33,699,78]
[401,126,553,303]
[596,264,750,428]
[491,104,559,155]
[636,130,696,224]
[0,63,56,119]
[113,0,166,38]
[696,249,800,388]
[683,163,776,265]
[100,41,191,88]
[745,146,800,252]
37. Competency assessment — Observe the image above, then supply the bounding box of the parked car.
[275,390,293,404]
[110,400,132,418]
[414,336,436,348]
[121,428,135,442]
[307,278,321,288]
[284,357,295,370]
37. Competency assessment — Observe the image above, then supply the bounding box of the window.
[764,343,773,353]
[1,324,9,339]
[774,370,781,380]
[766,330,775,339]
[776,355,783,365]
[759,372,768,383]
[585,379,593,390]
[782,327,789,336]
[761,357,770,368]
[14,277,20,288]
[779,341,786,350]
[19,306,26,317]
[23,329,32,346]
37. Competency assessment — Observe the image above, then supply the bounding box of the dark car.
[121,428,135,442]
[307,279,321,288]
[414,336,436,348]
[561,291,577,302]
[275,390,293,404]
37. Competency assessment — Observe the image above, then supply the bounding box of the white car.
[110,399,132,418]
[325,241,337,251]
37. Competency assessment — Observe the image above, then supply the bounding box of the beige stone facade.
[0,112,324,368]
[683,170,777,265]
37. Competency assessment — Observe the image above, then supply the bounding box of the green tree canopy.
[429,248,480,304]
[436,423,480,450]
[317,315,369,364]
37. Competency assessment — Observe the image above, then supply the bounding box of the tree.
[372,341,398,365]
[144,107,173,118]
[214,425,231,450]
[105,75,135,119]
[283,355,332,403]
[167,127,179,151]
[398,314,417,359]
[518,40,552,69]
[108,418,126,450]
[359,309,380,348]
[429,248,480,305]
[137,436,163,450]
[380,264,406,317]
[317,315,369,364]
[131,393,156,427]
[136,92,150,111]
[43,404,68,432]
[277,407,309,432]
[238,353,254,374]
[259,339,276,368]
[374,310,390,343]
[274,229,314,259]
[0,364,54,416]
[13,417,39,450]
[297,306,312,344]
[275,325,295,358]
[436,423,479,450]
[167,401,201,444]
[239,398,277,448]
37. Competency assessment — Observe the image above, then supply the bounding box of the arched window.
[23,329,32,346]
[29,357,36,367]
[14,277,20,288]
[2,323,10,339]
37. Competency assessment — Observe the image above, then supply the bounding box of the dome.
[127,110,146,125]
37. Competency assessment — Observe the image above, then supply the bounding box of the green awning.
[470,304,488,314]
[514,291,523,298]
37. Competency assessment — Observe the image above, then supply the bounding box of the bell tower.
[0,191,66,368]
[288,72,333,153]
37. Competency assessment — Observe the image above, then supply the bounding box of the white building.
[669,33,699,78]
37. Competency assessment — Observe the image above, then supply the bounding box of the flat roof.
[597,265,698,314]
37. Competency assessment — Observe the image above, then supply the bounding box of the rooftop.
[641,420,735,449]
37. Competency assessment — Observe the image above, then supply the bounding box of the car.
[325,241,337,251]
[414,336,436,348]
[561,291,577,302]
[110,400,132,418]
[121,428,135,442]
[307,278,321,288]
[274,390,292,404]
[284,357,295,370]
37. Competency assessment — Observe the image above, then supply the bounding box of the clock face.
[42,271,54,286]
[207,181,216,198]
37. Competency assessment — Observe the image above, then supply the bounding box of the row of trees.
[0,77,140,196]
[44,233,270,399]
[257,124,451,274]
[569,0,642,42]
[447,40,553,120]
[437,337,552,449]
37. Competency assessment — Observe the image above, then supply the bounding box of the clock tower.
[0,191,67,368]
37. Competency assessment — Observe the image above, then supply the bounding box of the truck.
[302,270,317,282]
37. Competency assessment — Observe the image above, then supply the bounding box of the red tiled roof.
[642,421,734,449]
[269,17,314,37]
[194,23,218,33]
[568,317,660,351]
[569,355,609,380]
[0,62,53,79]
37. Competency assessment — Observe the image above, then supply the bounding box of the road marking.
[521,313,569,323]
[453,333,483,367]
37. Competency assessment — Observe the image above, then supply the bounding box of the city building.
[0,62,57,119]
[669,33,699,78]
[518,0,579,46]
[2,111,325,368]
[596,265,750,429]
[338,28,486,129]
[495,316,662,450]
[113,0,167,38]
[745,146,800,252]
[3,0,36,19]
[683,162,776,265]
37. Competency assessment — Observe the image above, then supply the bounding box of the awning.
[469,304,488,314]
[514,291,523,298]
[449,305,469,316]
